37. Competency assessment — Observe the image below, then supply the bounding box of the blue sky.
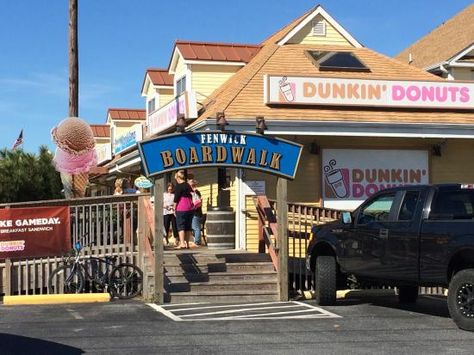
[0,0,472,152]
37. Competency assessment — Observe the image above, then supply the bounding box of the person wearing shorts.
[173,170,194,249]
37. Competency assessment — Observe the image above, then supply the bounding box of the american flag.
[12,129,23,150]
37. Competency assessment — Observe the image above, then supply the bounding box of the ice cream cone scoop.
[51,117,95,156]
[53,147,97,175]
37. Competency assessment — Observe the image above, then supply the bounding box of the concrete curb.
[301,289,396,300]
[3,293,110,306]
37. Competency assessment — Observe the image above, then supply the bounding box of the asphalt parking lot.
[1,294,474,354]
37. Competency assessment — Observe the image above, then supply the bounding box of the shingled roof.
[174,40,261,63]
[146,68,173,86]
[191,6,472,128]
[90,124,110,138]
[395,4,474,69]
[107,108,146,121]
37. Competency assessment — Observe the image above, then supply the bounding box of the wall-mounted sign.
[134,176,153,189]
[147,91,197,136]
[96,143,112,164]
[138,132,303,179]
[114,125,143,155]
[0,206,71,259]
[322,149,429,210]
[264,75,474,110]
[243,180,266,195]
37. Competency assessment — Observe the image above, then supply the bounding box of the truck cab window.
[357,193,396,224]
[398,191,420,221]
[430,190,474,220]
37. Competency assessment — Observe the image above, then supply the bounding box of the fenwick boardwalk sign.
[138,131,303,179]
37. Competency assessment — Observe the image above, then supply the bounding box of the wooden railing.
[0,194,144,296]
[254,197,342,297]
[254,196,279,270]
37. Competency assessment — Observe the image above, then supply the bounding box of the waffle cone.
[72,173,89,198]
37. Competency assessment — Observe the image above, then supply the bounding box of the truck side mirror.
[342,211,352,225]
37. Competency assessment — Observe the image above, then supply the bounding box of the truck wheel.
[314,256,336,306]
[398,286,419,303]
[448,268,474,331]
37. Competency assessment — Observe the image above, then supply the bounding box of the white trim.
[267,131,474,139]
[169,47,184,75]
[188,117,474,139]
[277,5,362,47]
[109,156,141,173]
[185,60,246,66]
[447,43,474,64]
[449,62,474,68]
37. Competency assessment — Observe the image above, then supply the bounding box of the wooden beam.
[153,177,165,304]
[277,178,288,301]
[68,0,78,117]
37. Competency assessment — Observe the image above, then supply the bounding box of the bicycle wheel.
[109,263,143,299]
[48,264,85,294]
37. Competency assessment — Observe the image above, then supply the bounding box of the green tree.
[0,146,63,203]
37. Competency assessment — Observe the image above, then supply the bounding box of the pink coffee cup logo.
[278,76,296,102]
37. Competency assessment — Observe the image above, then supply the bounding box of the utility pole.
[69,0,78,117]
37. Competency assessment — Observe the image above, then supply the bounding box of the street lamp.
[216,112,228,131]
[176,114,186,133]
[256,116,267,134]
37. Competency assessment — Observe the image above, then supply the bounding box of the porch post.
[154,176,165,304]
[277,178,288,301]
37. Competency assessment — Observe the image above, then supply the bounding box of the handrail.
[142,197,155,266]
[254,195,279,271]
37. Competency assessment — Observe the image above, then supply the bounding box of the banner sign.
[0,206,71,259]
[114,125,143,155]
[264,75,474,110]
[322,149,429,210]
[138,131,303,179]
[147,91,197,136]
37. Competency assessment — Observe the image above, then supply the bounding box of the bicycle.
[48,241,143,299]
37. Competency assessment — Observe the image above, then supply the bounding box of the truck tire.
[448,268,474,331]
[398,286,419,303]
[314,256,336,306]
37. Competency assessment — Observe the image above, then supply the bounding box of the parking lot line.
[148,301,341,321]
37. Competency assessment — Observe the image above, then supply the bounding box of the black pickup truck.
[306,184,474,331]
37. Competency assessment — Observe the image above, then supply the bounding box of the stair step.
[188,280,277,292]
[166,290,279,303]
[224,262,275,272]
[165,271,277,283]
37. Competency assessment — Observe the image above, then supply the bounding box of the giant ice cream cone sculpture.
[51,117,97,198]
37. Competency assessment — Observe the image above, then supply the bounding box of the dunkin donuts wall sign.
[264,75,474,110]
[322,149,429,210]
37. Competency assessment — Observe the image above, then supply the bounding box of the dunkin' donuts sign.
[0,206,70,259]
[322,149,429,210]
[264,75,474,109]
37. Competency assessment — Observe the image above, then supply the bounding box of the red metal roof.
[147,68,174,86]
[90,124,110,138]
[175,40,261,63]
[107,108,146,121]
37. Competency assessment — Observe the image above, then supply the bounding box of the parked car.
[306,184,474,331]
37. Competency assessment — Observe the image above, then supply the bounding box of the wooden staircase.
[162,250,279,303]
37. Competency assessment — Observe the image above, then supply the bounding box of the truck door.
[343,191,398,278]
[382,190,424,282]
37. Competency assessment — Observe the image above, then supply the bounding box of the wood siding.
[158,88,174,108]
[245,196,259,252]
[287,14,351,46]
[191,64,240,102]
